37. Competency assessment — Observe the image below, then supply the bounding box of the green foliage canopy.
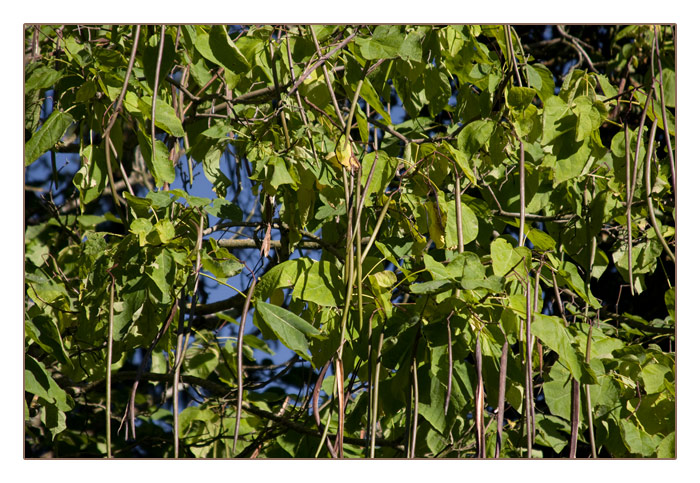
[24,24,675,458]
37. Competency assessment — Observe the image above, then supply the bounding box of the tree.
[24,24,675,458]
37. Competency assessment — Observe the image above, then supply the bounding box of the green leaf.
[293,260,345,307]
[417,364,447,433]
[73,145,107,206]
[27,273,71,309]
[255,301,322,363]
[398,31,423,62]
[542,360,579,421]
[665,287,675,321]
[461,275,503,293]
[185,346,219,380]
[524,64,555,101]
[25,110,74,166]
[506,86,536,110]
[201,122,234,139]
[640,363,671,394]
[535,414,569,454]
[137,131,175,188]
[661,68,675,108]
[25,314,72,367]
[657,432,675,458]
[425,66,451,116]
[444,143,477,185]
[209,25,250,71]
[361,79,393,124]
[635,90,675,136]
[409,280,453,294]
[255,258,311,301]
[25,354,73,412]
[146,219,175,245]
[112,288,146,340]
[541,95,575,146]
[267,156,296,191]
[531,314,593,383]
[490,238,521,277]
[360,151,398,201]
[445,201,479,249]
[423,252,452,281]
[526,227,556,251]
[556,261,601,309]
[356,25,404,59]
[572,96,607,142]
[130,218,153,247]
[452,250,485,279]
[457,119,495,159]
[25,66,63,92]
[201,145,231,198]
[620,419,660,457]
[551,133,592,186]
[139,97,185,138]
[143,32,176,91]
[201,248,243,281]
[146,190,176,209]
[370,270,397,288]
[206,198,243,221]
[123,192,153,219]
[147,248,175,303]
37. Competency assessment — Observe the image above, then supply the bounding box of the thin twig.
[505,25,522,87]
[361,190,397,264]
[286,29,320,165]
[309,26,346,127]
[119,299,178,440]
[444,312,454,416]
[370,331,385,458]
[233,275,258,455]
[652,26,676,196]
[584,316,597,458]
[333,357,345,457]
[517,135,526,247]
[475,333,486,458]
[172,296,187,457]
[301,95,343,130]
[151,26,167,188]
[172,212,204,457]
[410,358,419,458]
[624,124,635,295]
[367,117,410,144]
[103,25,141,220]
[105,265,116,458]
[525,267,534,458]
[556,26,599,73]
[312,360,337,458]
[569,379,580,458]
[239,400,403,450]
[644,120,675,263]
[630,92,652,202]
[495,335,508,458]
[292,27,357,110]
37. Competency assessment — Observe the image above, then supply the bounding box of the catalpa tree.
[24,24,675,458]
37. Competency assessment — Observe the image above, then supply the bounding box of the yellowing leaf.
[328,134,360,172]
[427,201,446,249]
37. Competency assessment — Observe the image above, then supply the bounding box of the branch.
[240,402,403,450]
[234,276,257,454]
[103,25,141,219]
[556,26,599,73]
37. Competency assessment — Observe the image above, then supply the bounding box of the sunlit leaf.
[25,110,74,166]
[255,301,322,363]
